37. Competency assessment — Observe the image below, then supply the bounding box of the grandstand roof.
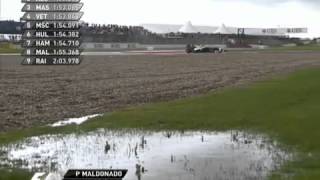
[140,24,181,34]
[215,24,231,34]
[141,22,237,34]
[141,23,219,34]
[178,21,199,33]
[140,22,294,37]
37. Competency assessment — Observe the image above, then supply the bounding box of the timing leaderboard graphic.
[21,0,84,65]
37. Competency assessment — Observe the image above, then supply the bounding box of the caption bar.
[63,169,128,180]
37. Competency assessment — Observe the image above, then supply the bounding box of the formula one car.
[186,44,225,53]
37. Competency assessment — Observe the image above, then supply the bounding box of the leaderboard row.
[23,21,81,29]
[21,0,83,65]
[23,48,81,56]
[22,0,81,2]
[22,3,83,12]
[23,39,81,47]
[23,30,80,38]
[21,12,83,21]
[23,56,82,65]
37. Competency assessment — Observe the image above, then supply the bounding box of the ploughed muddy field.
[0,130,293,180]
[1,52,320,132]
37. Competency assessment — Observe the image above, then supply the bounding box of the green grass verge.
[1,68,320,179]
[0,169,33,180]
[0,43,21,53]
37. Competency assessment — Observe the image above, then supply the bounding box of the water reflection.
[0,130,293,180]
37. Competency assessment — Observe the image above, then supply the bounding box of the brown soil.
[1,52,320,132]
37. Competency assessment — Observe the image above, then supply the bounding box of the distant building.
[316,38,320,44]
[0,20,23,42]
[141,21,308,37]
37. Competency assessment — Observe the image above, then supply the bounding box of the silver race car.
[186,44,225,53]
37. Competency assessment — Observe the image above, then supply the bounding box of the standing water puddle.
[0,130,292,180]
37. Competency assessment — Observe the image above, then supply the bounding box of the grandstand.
[141,22,307,36]
[0,21,22,42]
[80,22,301,47]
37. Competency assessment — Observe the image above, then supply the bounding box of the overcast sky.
[1,0,319,38]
